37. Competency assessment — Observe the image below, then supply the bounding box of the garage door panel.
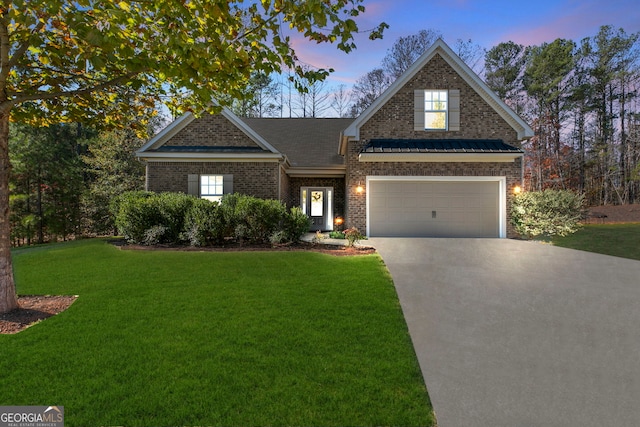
[369,180,500,238]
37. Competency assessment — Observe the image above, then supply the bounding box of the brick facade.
[146,161,282,200]
[345,53,524,237]
[140,45,529,238]
[165,114,262,148]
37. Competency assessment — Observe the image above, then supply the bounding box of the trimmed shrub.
[111,191,160,244]
[283,206,312,242]
[182,198,219,246]
[154,192,197,243]
[113,191,310,246]
[112,191,197,244]
[511,189,585,239]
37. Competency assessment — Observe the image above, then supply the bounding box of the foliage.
[9,123,91,245]
[283,206,312,242]
[329,230,346,239]
[113,192,310,246]
[343,227,364,247]
[182,198,219,247]
[1,1,387,130]
[510,190,585,238]
[111,191,160,244]
[81,130,146,235]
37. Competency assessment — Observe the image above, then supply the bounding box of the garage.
[367,177,504,238]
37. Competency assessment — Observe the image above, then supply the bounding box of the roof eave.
[136,152,284,162]
[285,165,346,178]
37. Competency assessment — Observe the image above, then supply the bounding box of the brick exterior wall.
[346,52,524,238]
[146,161,282,200]
[165,114,262,148]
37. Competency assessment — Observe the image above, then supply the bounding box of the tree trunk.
[0,111,18,313]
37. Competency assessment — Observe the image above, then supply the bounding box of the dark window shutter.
[223,174,233,194]
[187,174,199,196]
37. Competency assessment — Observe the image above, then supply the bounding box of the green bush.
[283,206,312,242]
[510,189,585,239]
[235,196,286,243]
[111,191,160,244]
[155,192,197,243]
[329,231,346,239]
[113,191,311,246]
[112,191,196,244]
[182,198,219,246]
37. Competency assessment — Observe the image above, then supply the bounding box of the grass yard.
[551,223,640,260]
[1,239,434,427]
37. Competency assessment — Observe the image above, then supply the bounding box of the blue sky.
[291,0,640,87]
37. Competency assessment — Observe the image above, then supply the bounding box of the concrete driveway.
[370,238,640,427]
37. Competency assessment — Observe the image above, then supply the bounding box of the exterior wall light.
[356,182,364,193]
[513,185,522,194]
[334,216,344,226]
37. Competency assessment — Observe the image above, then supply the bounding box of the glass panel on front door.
[301,187,333,232]
[310,191,324,217]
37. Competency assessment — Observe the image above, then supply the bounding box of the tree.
[454,38,485,74]
[523,39,576,190]
[381,29,442,80]
[484,41,526,113]
[226,73,281,118]
[0,1,387,313]
[349,68,392,116]
[330,84,353,117]
[81,129,146,236]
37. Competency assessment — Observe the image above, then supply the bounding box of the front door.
[301,187,333,231]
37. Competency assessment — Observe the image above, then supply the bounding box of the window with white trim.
[414,89,460,132]
[200,175,224,202]
[424,90,448,130]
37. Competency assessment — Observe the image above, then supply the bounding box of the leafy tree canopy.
[0,0,388,134]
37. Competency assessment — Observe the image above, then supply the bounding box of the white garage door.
[369,179,500,237]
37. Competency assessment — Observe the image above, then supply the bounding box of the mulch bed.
[0,295,78,335]
[585,205,640,224]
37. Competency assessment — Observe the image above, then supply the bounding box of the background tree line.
[9,122,147,246]
[234,25,640,207]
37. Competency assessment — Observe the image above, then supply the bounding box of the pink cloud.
[497,1,639,47]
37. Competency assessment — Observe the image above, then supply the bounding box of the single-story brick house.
[137,39,533,238]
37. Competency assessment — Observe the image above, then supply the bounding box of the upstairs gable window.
[424,90,448,130]
[414,89,460,132]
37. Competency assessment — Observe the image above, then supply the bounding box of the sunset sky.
[290,0,640,87]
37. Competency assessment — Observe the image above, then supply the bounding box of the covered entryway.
[367,177,505,238]
[301,187,334,231]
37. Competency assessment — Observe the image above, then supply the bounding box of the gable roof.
[342,39,534,143]
[136,107,282,161]
[242,118,352,168]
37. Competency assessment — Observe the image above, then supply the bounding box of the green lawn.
[2,239,434,427]
[551,223,640,260]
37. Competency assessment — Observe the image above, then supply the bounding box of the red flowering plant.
[343,227,364,247]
